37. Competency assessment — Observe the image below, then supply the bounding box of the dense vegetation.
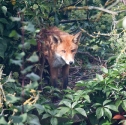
[0,0,126,125]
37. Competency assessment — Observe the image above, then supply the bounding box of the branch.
[62,6,118,15]
[59,19,89,24]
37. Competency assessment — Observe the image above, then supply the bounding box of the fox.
[37,27,82,89]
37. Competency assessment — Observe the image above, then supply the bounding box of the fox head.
[50,31,82,67]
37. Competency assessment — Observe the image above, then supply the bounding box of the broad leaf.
[122,100,126,111]
[75,108,87,117]
[71,101,78,108]
[83,95,91,103]
[96,107,104,119]
[0,117,7,124]
[101,66,108,74]
[27,52,39,63]
[42,114,51,119]
[96,74,103,81]
[104,108,112,120]
[62,100,71,108]
[27,114,41,125]
[56,107,69,117]
[105,105,118,112]
[103,100,111,106]
[50,117,58,125]
[6,94,20,103]
[1,6,7,16]
[26,72,40,81]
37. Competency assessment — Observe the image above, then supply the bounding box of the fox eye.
[62,50,66,53]
[71,49,76,52]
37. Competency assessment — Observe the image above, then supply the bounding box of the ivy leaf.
[75,108,87,117]
[10,59,22,67]
[26,72,40,81]
[27,52,39,63]
[24,22,35,32]
[1,6,7,16]
[42,114,51,119]
[6,94,20,103]
[104,108,112,120]
[50,117,58,125]
[27,114,41,125]
[96,107,104,119]
[21,66,33,74]
[0,117,7,124]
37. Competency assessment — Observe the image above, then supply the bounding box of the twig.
[62,6,118,15]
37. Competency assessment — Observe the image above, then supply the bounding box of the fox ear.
[73,31,82,44]
[52,35,61,44]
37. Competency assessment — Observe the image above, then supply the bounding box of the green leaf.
[27,114,41,125]
[18,42,31,50]
[10,59,22,66]
[115,99,122,108]
[27,52,39,63]
[105,105,118,112]
[26,72,40,81]
[83,95,91,103]
[1,6,7,16]
[20,113,27,122]
[42,114,51,119]
[0,18,8,24]
[25,81,38,90]
[92,103,102,107]
[24,22,35,32]
[11,114,27,123]
[96,107,104,119]
[75,108,87,117]
[104,108,112,120]
[50,117,58,125]
[101,66,108,74]
[0,23,4,35]
[0,38,7,59]
[121,100,126,111]
[10,16,21,21]
[15,52,25,60]
[71,101,78,108]
[28,39,37,45]
[9,30,20,38]
[122,16,126,29]
[0,117,7,124]
[21,66,33,74]
[96,74,103,81]
[34,104,45,114]
[11,116,22,123]
[6,94,20,103]
[103,100,111,106]
[62,100,71,108]
[56,107,69,117]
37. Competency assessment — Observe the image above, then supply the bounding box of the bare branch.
[62,6,118,15]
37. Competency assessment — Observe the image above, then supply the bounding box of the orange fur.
[37,27,82,89]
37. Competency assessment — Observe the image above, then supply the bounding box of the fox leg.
[50,67,58,88]
[62,64,70,89]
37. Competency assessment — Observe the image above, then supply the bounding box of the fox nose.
[69,61,73,65]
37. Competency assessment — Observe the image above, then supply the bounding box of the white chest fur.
[52,53,66,67]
